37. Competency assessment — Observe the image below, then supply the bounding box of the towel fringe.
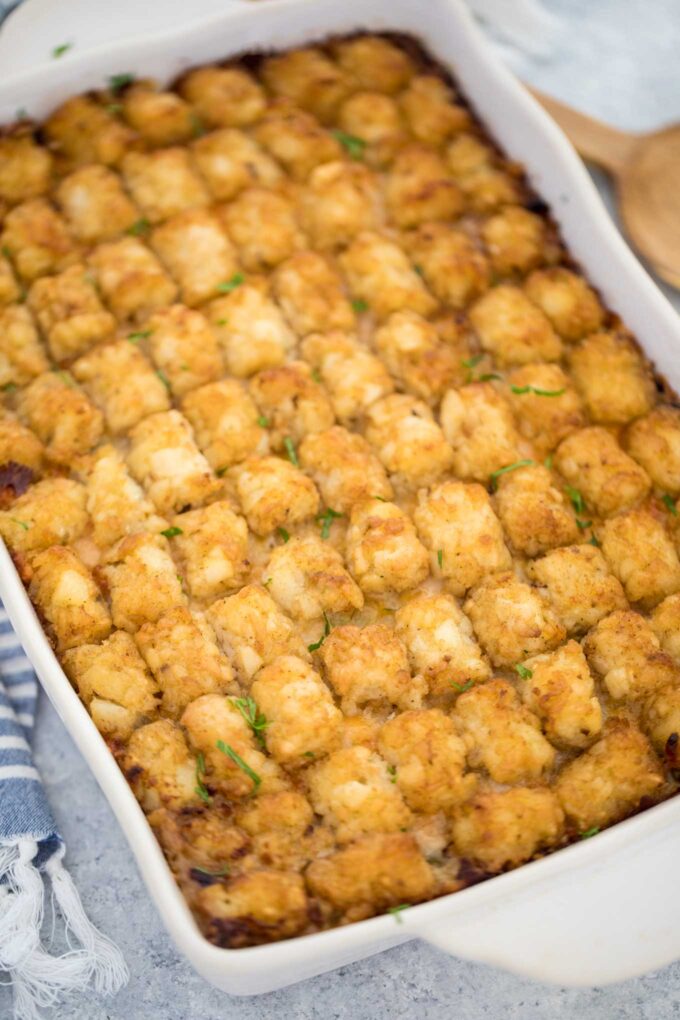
[0,839,128,1020]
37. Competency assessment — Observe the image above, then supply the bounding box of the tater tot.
[88,237,178,322]
[568,331,656,425]
[320,623,424,713]
[364,394,453,488]
[1,199,80,282]
[266,535,363,620]
[440,382,522,483]
[0,478,88,554]
[260,48,352,124]
[299,426,393,511]
[300,161,382,249]
[584,610,679,703]
[469,284,562,366]
[254,100,342,182]
[28,545,111,652]
[0,305,49,387]
[385,145,463,229]
[150,209,240,307]
[395,591,490,695]
[555,427,651,517]
[455,679,555,784]
[181,379,268,472]
[272,252,355,337]
[146,304,223,397]
[191,128,282,201]
[526,545,627,635]
[494,464,579,556]
[169,501,250,601]
[339,232,437,320]
[233,455,319,536]
[121,148,209,224]
[599,506,680,609]
[399,76,471,146]
[18,371,103,465]
[346,495,430,595]
[248,361,335,451]
[464,571,566,667]
[72,339,170,434]
[373,311,459,404]
[55,165,138,242]
[518,640,602,749]
[102,532,186,633]
[300,332,394,427]
[414,481,511,595]
[178,66,266,128]
[219,187,306,272]
[28,264,116,363]
[506,363,585,457]
[524,267,604,341]
[624,406,680,495]
[404,222,490,310]
[206,281,297,377]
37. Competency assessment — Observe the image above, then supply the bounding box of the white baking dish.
[2,0,680,995]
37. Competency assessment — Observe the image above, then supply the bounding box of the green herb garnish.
[333,130,366,160]
[565,485,585,515]
[257,415,270,428]
[56,370,75,387]
[437,549,444,569]
[303,751,316,758]
[589,534,602,548]
[190,112,206,138]
[461,354,483,383]
[1,382,17,393]
[217,273,245,293]
[109,73,135,94]
[52,43,72,59]
[580,826,600,839]
[9,518,30,531]
[161,526,183,538]
[231,696,269,749]
[576,519,592,531]
[195,752,211,804]
[352,299,368,313]
[277,526,290,543]
[156,369,171,390]
[126,218,150,237]
[307,611,331,653]
[1,245,12,260]
[450,679,474,694]
[106,103,123,115]
[510,385,565,397]
[514,664,533,680]
[128,329,151,343]
[311,368,322,383]
[317,507,343,540]
[544,454,554,470]
[283,436,298,467]
[216,740,261,789]
[387,904,410,923]
[662,494,678,516]
[193,865,229,878]
[387,764,397,784]
[372,495,388,502]
[489,459,534,491]
[478,373,503,382]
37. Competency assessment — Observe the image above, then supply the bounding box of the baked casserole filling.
[1,32,679,948]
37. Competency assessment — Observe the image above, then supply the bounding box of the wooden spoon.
[528,87,680,288]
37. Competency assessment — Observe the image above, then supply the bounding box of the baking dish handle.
[423,816,680,986]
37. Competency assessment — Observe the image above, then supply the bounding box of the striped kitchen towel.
[0,599,127,1020]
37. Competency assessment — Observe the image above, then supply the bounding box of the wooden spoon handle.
[527,86,639,176]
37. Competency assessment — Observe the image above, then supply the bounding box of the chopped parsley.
[589,534,602,548]
[56,370,75,387]
[277,526,290,543]
[565,485,585,515]
[450,679,474,694]
[231,696,268,749]
[477,373,503,382]
[461,354,483,383]
[437,549,444,569]
[216,466,228,477]
[308,612,331,653]
[1,245,12,260]
[580,827,600,839]
[510,385,565,397]
[332,130,366,160]
[190,112,206,138]
[263,577,272,588]
[387,904,411,923]
[126,218,150,237]
[194,752,211,804]
[216,740,261,789]
[413,264,424,277]
[160,526,183,538]
[1,382,17,393]
[489,459,534,491]
[217,273,245,293]
[257,415,270,428]
[106,103,123,115]
[576,519,592,530]
[156,369,171,390]
[109,72,135,94]
[9,518,30,531]
[317,507,343,539]
[352,298,368,313]
[52,43,72,59]
[311,368,322,383]
[514,663,533,680]
[192,865,229,878]
[662,494,678,516]
[303,751,316,758]
[544,454,554,470]
[283,436,298,467]
[387,764,397,784]
[372,494,387,502]
[128,329,152,343]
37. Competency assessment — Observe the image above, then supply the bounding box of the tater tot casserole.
[2,32,680,950]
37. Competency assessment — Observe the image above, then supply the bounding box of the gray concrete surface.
[3,0,680,1016]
